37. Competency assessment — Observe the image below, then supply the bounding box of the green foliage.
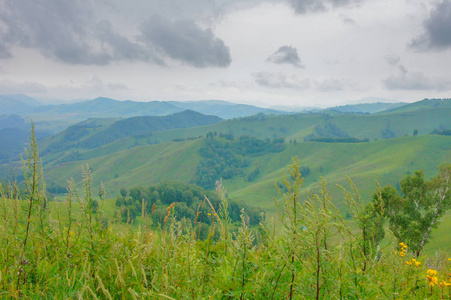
[381,123,397,139]
[114,181,263,230]
[374,164,451,257]
[247,167,260,182]
[431,128,451,136]
[1,129,451,298]
[196,134,285,189]
[413,129,419,136]
[304,121,349,141]
[305,137,370,143]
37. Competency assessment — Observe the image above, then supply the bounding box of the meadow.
[1,131,451,299]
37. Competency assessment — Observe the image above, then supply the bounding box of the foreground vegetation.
[0,128,450,299]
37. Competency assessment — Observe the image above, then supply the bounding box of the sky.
[0,0,450,108]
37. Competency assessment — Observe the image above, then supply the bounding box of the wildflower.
[396,242,407,257]
[448,258,451,262]
[427,269,439,287]
[406,258,421,267]
[440,280,451,287]
[427,275,438,286]
[207,213,211,216]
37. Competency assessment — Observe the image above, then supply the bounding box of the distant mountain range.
[0,95,287,121]
[0,94,414,122]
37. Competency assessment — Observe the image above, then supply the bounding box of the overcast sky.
[0,0,450,107]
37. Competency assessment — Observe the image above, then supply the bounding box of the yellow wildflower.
[406,258,421,267]
[428,269,438,276]
[440,280,451,287]
[399,242,407,249]
[427,275,438,286]
[207,213,211,216]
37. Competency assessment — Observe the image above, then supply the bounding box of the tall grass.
[1,130,451,299]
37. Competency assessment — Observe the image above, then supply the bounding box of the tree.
[413,129,419,136]
[375,164,451,257]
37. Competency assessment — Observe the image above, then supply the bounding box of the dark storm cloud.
[384,72,451,91]
[267,46,303,68]
[0,0,112,65]
[140,15,231,68]
[410,0,451,50]
[253,72,310,89]
[288,0,363,14]
[0,0,230,67]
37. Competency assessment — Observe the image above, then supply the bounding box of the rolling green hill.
[320,102,407,114]
[143,107,450,145]
[380,98,451,114]
[40,110,222,159]
[42,134,451,215]
[35,103,450,210]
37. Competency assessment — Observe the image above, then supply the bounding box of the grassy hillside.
[321,102,407,114]
[39,110,222,160]
[43,135,451,215]
[145,108,451,145]
[44,139,204,197]
[381,98,451,114]
[225,135,450,212]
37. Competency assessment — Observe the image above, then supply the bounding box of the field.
[1,153,451,299]
[0,99,450,298]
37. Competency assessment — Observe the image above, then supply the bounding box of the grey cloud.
[384,72,451,91]
[0,0,112,65]
[0,0,230,67]
[288,0,363,14]
[267,46,303,68]
[140,15,231,68]
[253,72,310,89]
[94,21,163,65]
[385,56,407,74]
[410,0,451,50]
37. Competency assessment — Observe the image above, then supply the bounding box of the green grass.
[3,156,451,299]
[42,134,451,218]
[225,135,450,212]
[45,139,203,197]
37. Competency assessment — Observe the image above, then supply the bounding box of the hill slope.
[42,134,451,215]
[322,102,407,114]
[381,98,451,114]
[40,110,222,158]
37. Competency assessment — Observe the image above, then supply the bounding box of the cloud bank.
[410,0,451,50]
[0,0,231,68]
[267,46,303,68]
